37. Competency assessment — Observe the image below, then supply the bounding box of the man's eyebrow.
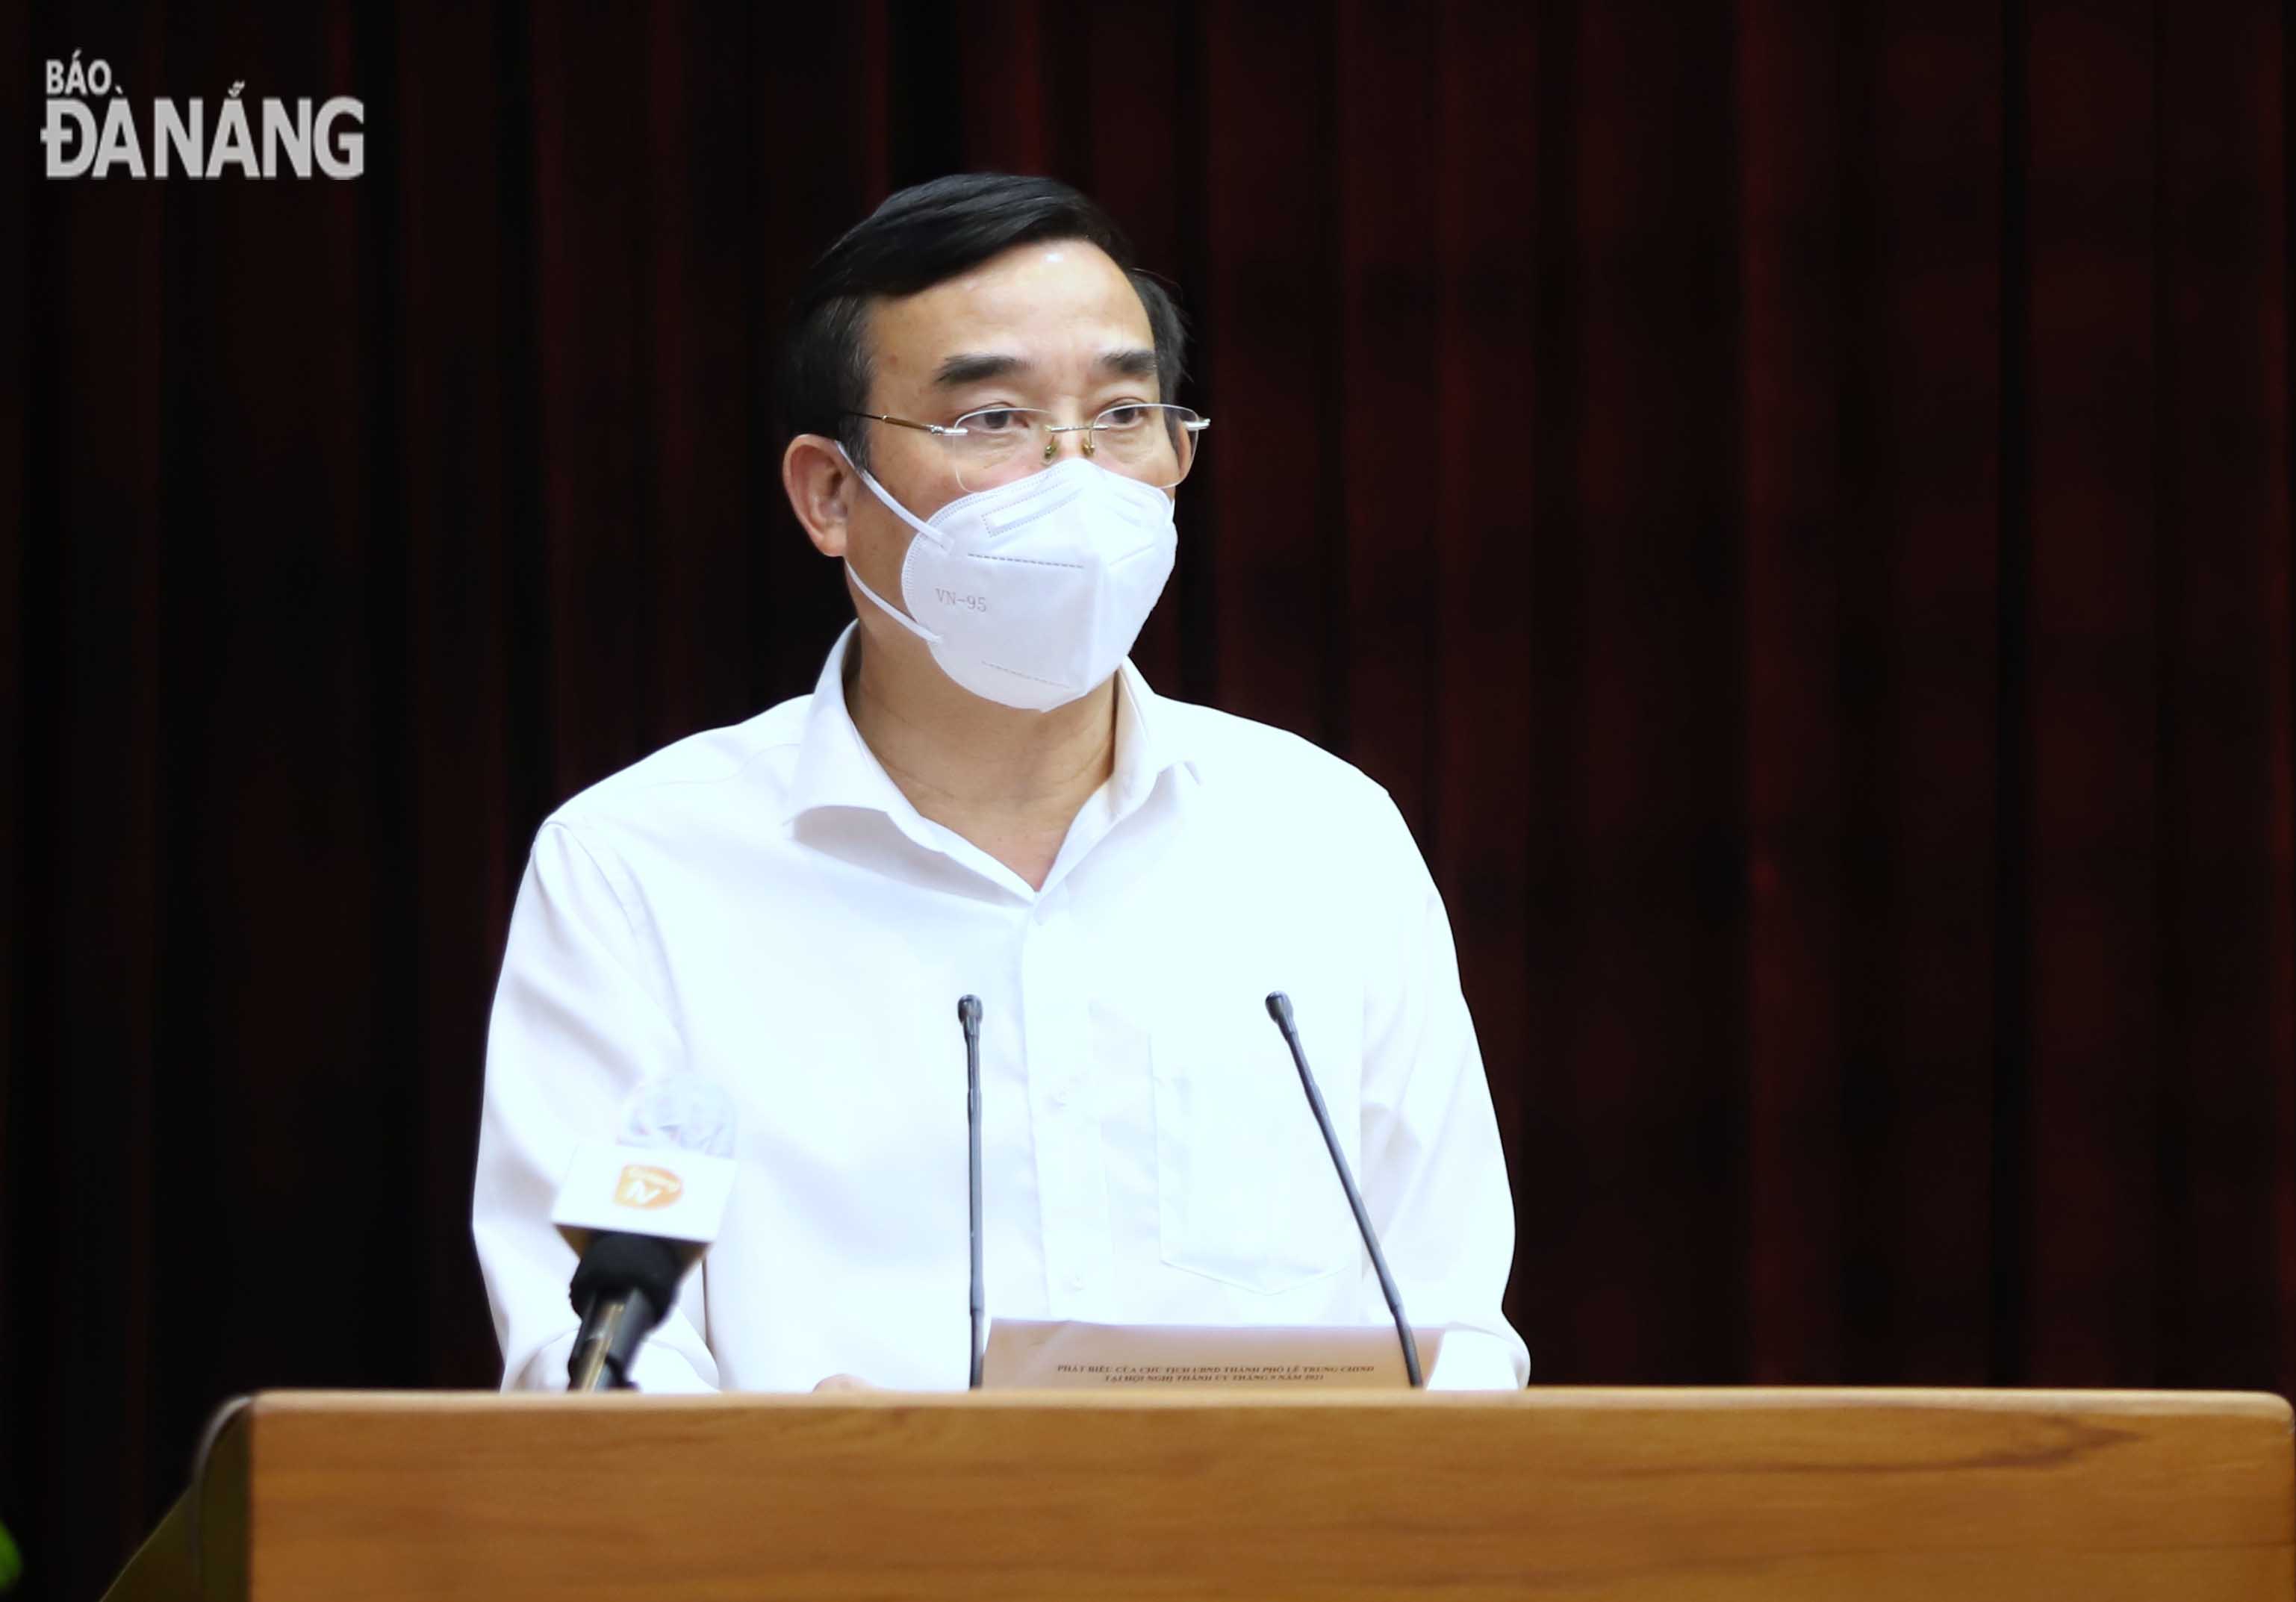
[932,352,1029,388]
[930,348,1160,388]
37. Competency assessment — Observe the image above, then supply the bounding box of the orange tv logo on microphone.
[613,1164,683,1210]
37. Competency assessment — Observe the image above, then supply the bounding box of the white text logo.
[42,52,364,180]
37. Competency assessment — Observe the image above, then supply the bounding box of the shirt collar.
[780,622,1196,829]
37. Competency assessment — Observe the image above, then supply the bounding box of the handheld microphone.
[552,1073,739,1391]
[1263,992,1424,1387]
[959,994,985,1389]
[566,1234,685,1392]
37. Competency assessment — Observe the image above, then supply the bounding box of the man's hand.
[812,1374,877,1393]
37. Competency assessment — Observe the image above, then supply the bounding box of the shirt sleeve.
[473,819,721,1393]
[1354,788,1532,1391]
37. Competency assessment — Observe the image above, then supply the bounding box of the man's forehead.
[910,238,1133,313]
[868,243,1152,381]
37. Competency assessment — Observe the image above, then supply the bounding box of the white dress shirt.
[473,623,1530,1392]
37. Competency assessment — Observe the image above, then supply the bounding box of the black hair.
[777,172,1189,473]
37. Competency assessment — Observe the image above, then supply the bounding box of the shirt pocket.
[1146,1012,1360,1296]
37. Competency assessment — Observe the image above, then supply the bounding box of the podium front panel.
[175,1387,2290,1601]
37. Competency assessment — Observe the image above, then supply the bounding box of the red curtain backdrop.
[6,1,2293,1596]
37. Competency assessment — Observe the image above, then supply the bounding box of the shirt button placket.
[1023,890,1094,1312]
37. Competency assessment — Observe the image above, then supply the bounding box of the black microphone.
[568,1232,688,1391]
[1264,991,1424,1388]
[959,994,985,1389]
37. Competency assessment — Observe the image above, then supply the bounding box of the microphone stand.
[959,995,985,1389]
[1266,991,1424,1388]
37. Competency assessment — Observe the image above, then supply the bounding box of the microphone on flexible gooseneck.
[1264,991,1424,1388]
[959,994,986,1389]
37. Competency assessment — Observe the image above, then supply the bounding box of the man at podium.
[471,173,1531,1395]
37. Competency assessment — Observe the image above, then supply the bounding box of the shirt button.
[1066,1271,1086,1293]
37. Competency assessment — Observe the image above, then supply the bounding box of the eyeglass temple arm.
[844,411,969,437]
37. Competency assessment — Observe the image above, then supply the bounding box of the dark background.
[6,1,2294,1598]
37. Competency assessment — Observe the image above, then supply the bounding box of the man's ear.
[783,434,853,558]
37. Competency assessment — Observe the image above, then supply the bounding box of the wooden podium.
[105,1387,2292,1600]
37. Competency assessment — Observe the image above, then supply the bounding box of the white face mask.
[838,445,1178,712]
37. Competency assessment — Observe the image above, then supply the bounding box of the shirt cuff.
[1426,1327,1528,1391]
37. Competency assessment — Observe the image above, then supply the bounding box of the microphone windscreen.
[568,1229,687,1315]
[616,1073,738,1158]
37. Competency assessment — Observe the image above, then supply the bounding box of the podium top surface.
[159,1387,2293,1602]
[235,1381,2296,1414]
